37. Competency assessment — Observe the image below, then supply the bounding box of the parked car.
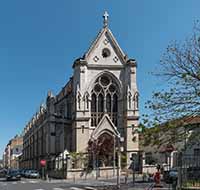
[6,169,21,181]
[169,168,178,179]
[163,168,178,184]
[20,169,28,177]
[24,170,32,178]
[29,170,40,178]
[0,169,7,178]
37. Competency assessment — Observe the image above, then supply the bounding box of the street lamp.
[116,135,124,189]
[63,150,69,179]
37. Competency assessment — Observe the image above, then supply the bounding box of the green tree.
[143,22,200,146]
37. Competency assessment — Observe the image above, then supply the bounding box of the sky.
[0,0,200,158]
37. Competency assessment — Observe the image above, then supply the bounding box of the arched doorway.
[88,132,117,168]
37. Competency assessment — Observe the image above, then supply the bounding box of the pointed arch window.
[98,93,104,113]
[113,94,118,112]
[91,74,119,127]
[134,92,139,110]
[77,93,81,110]
[128,92,132,109]
[91,94,97,112]
[106,94,111,112]
[85,93,89,110]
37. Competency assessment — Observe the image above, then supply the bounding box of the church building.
[22,12,140,177]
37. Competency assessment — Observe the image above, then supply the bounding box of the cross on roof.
[103,11,109,27]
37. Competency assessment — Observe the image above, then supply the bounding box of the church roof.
[84,26,127,63]
[73,11,132,68]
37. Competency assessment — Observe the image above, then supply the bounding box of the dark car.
[163,168,178,184]
[20,169,28,177]
[0,169,7,178]
[6,169,21,181]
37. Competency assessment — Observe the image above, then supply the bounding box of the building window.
[128,92,132,109]
[134,92,139,110]
[98,93,104,113]
[113,94,118,112]
[91,75,119,127]
[85,93,89,110]
[81,125,84,134]
[91,94,97,112]
[77,93,81,110]
[106,94,111,112]
[145,152,156,165]
[102,48,111,58]
[194,148,200,157]
[67,100,72,119]
[59,104,65,116]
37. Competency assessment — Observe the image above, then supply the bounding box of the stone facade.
[141,115,200,174]
[21,12,140,174]
[3,135,23,169]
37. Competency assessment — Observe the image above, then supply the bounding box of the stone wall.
[49,167,115,180]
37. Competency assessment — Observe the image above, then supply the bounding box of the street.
[0,177,170,190]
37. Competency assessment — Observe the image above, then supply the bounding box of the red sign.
[40,159,46,167]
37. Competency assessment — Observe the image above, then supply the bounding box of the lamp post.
[116,136,123,189]
[116,137,121,189]
[113,135,116,176]
[65,152,69,179]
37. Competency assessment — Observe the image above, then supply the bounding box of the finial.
[47,90,53,98]
[103,11,109,27]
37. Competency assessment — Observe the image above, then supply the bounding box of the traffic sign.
[40,159,46,167]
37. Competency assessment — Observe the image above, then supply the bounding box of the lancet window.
[91,75,119,127]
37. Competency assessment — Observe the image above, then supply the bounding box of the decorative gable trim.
[91,114,120,140]
[85,27,127,64]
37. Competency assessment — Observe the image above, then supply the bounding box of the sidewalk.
[45,176,170,190]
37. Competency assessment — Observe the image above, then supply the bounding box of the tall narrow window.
[128,93,132,109]
[113,94,118,112]
[134,92,139,110]
[106,94,111,112]
[85,94,89,110]
[91,94,97,112]
[77,93,81,110]
[98,93,104,113]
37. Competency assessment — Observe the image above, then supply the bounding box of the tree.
[143,22,200,146]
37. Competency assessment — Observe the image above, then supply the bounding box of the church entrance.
[88,132,116,168]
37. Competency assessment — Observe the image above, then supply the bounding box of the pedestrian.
[124,171,128,184]
[153,164,162,188]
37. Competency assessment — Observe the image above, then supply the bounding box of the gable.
[91,114,120,140]
[85,27,127,66]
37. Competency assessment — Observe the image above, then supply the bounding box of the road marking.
[21,181,26,184]
[85,187,97,190]
[70,187,84,190]
[53,188,65,190]
[34,189,45,190]
[30,180,38,183]
[12,182,17,184]
[2,183,7,186]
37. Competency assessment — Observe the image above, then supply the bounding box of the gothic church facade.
[22,12,139,172]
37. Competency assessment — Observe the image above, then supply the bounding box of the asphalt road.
[0,178,115,190]
[0,178,170,190]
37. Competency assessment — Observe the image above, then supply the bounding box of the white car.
[29,170,40,178]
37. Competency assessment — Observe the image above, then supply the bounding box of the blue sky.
[0,0,200,158]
